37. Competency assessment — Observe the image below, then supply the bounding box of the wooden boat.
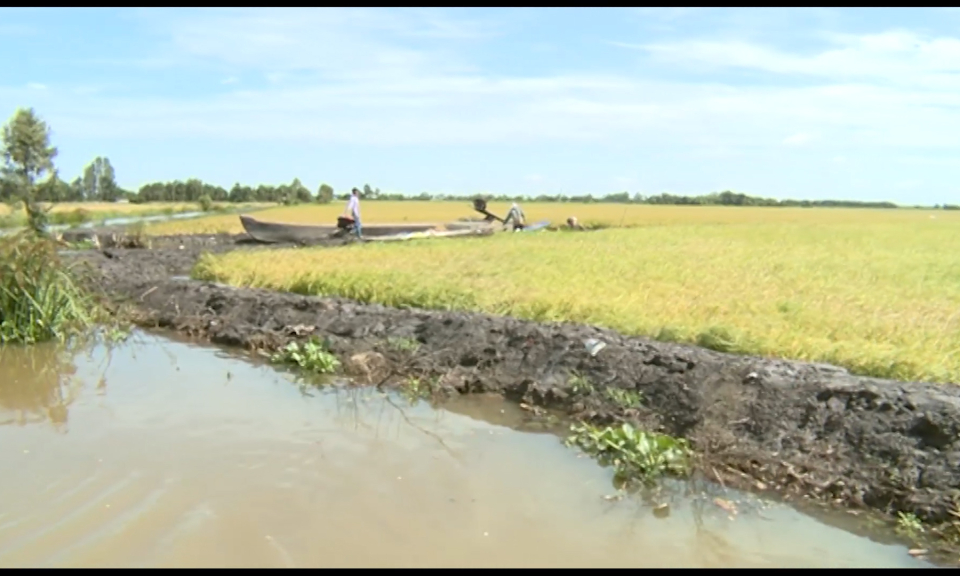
[239,214,494,244]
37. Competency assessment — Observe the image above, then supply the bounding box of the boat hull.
[239,215,494,244]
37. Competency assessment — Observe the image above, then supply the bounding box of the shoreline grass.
[0,232,93,345]
[193,217,960,384]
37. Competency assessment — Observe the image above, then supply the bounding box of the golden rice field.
[145,201,950,236]
[193,207,960,384]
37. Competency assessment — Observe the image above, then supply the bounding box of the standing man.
[343,187,362,239]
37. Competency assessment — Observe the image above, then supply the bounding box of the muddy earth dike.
[67,233,960,548]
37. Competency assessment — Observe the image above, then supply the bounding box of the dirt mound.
[69,236,960,547]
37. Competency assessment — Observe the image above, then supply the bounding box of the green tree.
[1,108,59,235]
[287,178,312,204]
[227,182,253,202]
[68,177,84,201]
[81,156,118,201]
[317,183,334,204]
[35,170,71,202]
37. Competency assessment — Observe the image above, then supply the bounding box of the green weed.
[399,375,439,402]
[566,422,692,485]
[897,511,925,537]
[103,325,131,344]
[604,387,643,408]
[387,336,420,353]
[569,372,595,395]
[270,337,341,374]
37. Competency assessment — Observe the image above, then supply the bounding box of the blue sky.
[2,7,960,204]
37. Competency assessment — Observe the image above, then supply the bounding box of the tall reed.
[0,232,91,344]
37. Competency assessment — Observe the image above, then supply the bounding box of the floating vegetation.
[567,422,692,485]
[270,337,340,375]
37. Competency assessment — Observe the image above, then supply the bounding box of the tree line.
[118,178,960,211]
[3,107,955,211]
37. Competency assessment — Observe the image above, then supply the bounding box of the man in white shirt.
[342,187,362,238]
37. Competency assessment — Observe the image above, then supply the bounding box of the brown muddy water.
[0,331,934,568]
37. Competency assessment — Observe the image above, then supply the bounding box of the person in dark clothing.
[503,202,526,231]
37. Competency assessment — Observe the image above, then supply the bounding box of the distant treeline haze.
[5,155,956,210]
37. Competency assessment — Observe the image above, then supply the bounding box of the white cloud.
[221,76,239,85]
[626,31,960,90]
[26,82,47,91]
[607,30,960,151]
[9,68,960,151]
[5,9,960,159]
[143,8,489,81]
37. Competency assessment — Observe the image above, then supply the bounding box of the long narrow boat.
[239,215,494,244]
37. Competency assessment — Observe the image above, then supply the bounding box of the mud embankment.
[67,234,960,546]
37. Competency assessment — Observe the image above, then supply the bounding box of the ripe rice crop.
[193,212,960,384]
[147,201,951,235]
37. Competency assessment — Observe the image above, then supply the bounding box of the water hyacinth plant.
[270,337,341,374]
[567,422,692,485]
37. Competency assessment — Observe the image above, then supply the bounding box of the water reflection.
[0,332,937,568]
[0,331,142,430]
[0,343,81,429]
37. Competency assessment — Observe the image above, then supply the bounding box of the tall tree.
[316,183,334,204]
[81,156,118,201]
[35,170,71,202]
[1,108,58,234]
[69,177,84,202]
[288,178,312,204]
